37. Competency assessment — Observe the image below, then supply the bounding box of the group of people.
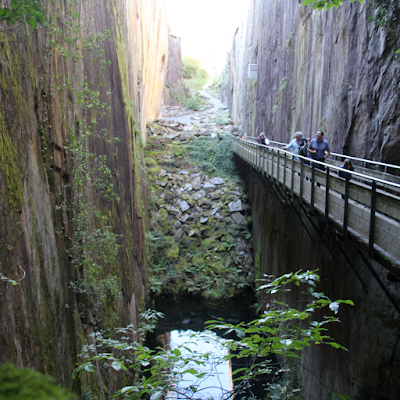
[283,130,330,165]
[254,130,354,178]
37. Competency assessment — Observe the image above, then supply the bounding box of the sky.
[166,0,251,77]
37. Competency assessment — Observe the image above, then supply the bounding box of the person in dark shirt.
[256,132,270,146]
[338,158,354,180]
[299,137,310,164]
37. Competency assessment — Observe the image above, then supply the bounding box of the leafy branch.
[301,0,363,11]
[207,270,354,398]
[0,265,26,285]
[0,0,45,30]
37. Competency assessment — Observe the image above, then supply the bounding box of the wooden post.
[291,157,294,197]
[325,167,330,225]
[368,180,377,258]
[343,172,350,240]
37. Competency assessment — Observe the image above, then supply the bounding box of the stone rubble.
[146,96,242,140]
[145,100,253,297]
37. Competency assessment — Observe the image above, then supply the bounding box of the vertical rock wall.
[0,0,168,395]
[164,35,184,106]
[223,0,400,165]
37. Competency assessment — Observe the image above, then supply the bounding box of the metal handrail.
[245,136,400,173]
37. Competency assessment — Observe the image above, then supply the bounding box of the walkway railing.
[248,137,400,187]
[233,138,400,274]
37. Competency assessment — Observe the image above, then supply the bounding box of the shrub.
[0,364,75,400]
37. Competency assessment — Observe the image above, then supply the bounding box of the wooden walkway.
[233,138,400,276]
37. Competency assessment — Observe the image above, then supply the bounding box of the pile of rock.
[145,121,253,297]
[147,110,241,141]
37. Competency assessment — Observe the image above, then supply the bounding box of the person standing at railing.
[299,138,310,164]
[283,131,303,161]
[338,159,354,180]
[308,130,331,170]
[256,132,270,146]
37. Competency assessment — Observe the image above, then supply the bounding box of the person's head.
[294,131,302,142]
[306,138,310,145]
[343,158,353,170]
[316,130,325,141]
[259,132,265,138]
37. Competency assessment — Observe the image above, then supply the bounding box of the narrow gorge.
[0,0,399,399]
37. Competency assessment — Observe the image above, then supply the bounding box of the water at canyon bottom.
[148,293,267,399]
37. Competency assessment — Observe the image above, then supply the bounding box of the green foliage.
[212,110,231,126]
[0,364,75,400]
[207,270,354,399]
[184,93,205,111]
[74,310,219,400]
[184,68,208,92]
[182,55,208,93]
[182,56,202,79]
[279,77,287,92]
[184,134,236,177]
[39,1,123,331]
[301,0,363,11]
[367,0,399,50]
[74,274,353,399]
[0,0,45,30]
[205,68,228,99]
[63,130,122,313]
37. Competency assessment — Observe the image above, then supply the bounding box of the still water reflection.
[148,293,259,399]
[168,330,231,399]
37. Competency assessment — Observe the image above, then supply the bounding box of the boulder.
[208,192,221,200]
[192,190,206,200]
[203,182,216,192]
[231,212,247,225]
[228,199,244,213]
[210,177,225,185]
[179,200,190,212]
[180,214,190,223]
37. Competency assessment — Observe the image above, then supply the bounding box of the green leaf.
[150,391,163,400]
[26,17,36,29]
[84,364,94,372]
[120,386,136,394]
[301,0,317,5]
[182,368,198,375]
[235,328,245,339]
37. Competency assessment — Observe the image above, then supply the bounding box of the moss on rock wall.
[0,0,168,397]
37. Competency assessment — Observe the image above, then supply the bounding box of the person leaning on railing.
[256,132,270,146]
[283,131,303,161]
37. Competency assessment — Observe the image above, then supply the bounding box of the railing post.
[310,161,315,213]
[368,180,377,258]
[283,152,287,189]
[262,146,266,174]
[277,149,280,184]
[291,157,294,197]
[325,167,330,225]
[343,172,350,240]
[266,147,270,177]
[300,158,304,203]
[271,149,275,182]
